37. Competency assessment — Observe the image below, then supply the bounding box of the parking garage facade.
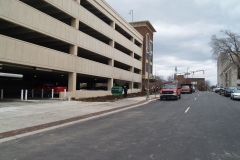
[0,0,143,99]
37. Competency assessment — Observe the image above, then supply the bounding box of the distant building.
[217,53,239,87]
[177,75,205,91]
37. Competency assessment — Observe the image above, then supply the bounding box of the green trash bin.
[111,86,123,96]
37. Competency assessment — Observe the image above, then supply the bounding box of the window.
[146,34,150,52]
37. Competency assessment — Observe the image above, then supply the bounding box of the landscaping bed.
[77,92,148,102]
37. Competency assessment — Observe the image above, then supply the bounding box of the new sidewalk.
[0,95,158,143]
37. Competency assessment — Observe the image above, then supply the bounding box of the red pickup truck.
[29,82,67,97]
[159,83,181,100]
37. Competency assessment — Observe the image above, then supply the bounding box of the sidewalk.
[0,95,158,143]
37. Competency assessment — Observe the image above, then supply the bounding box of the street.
[0,92,240,160]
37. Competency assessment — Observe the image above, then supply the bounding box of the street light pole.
[146,49,151,100]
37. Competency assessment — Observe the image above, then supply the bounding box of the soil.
[77,92,148,102]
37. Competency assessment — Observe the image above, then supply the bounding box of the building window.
[146,34,150,52]
[150,42,153,53]
[146,63,148,72]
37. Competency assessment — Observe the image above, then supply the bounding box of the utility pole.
[129,10,133,26]
[175,66,177,81]
[187,67,189,83]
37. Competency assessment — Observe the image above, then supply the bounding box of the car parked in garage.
[29,82,67,98]
[231,89,240,100]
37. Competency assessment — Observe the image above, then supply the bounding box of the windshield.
[163,84,177,89]
[182,86,189,88]
[234,90,240,93]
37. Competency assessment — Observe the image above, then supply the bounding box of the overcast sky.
[105,0,240,86]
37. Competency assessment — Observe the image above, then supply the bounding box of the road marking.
[195,98,197,100]
[185,107,190,113]
[150,154,153,159]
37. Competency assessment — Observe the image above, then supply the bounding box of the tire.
[175,96,179,100]
[160,97,163,101]
[179,94,181,99]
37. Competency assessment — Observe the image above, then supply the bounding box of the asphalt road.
[0,92,240,160]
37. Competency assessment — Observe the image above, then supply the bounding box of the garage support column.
[70,16,79,56]
[130,52,134,57]
[129,79,133,93]
[71,18,79,30]
[110,21,115,29]
[69,14,79,98]
[109,40,115,48]
[107,78,113,91]
[108,59,114,67]
[131,37,134,43]
[130,67,133,72]
[68,72,76,98]
[70,45,78,56]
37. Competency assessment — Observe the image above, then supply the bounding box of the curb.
[0,98,64,103]
[0,97,158,141]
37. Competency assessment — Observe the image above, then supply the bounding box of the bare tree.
[210,29,240,78]
[153,75,166,88]
[205,80,211,91]
[167,74,174,83]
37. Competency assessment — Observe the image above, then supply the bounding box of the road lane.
[0,92,240,160]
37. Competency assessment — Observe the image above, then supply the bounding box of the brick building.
[177,75,205,91]
[132,21,156,91]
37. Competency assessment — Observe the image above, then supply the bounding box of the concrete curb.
[0,97,158,143]
[0,98,64,103]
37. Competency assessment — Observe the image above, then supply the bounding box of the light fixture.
[61,75,63,76]
[0,72,23,78]
[3,64,33,69]
[35,67,52,72]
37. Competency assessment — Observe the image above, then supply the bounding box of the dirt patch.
[76,92,148,102]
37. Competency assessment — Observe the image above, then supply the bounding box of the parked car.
[180,84,193,94]
[219,87,225,95]
[223,86,237,97]
[231,89,240,100]
[29,82,67,98]
[181,85,192,94]
[214,86,224,93]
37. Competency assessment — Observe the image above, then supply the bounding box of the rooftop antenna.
[175,66,177,80]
